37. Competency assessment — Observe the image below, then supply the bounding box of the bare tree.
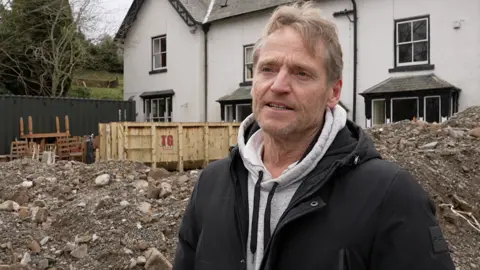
[0,0,108,96]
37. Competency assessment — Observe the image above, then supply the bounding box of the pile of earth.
[0,159,198,270]
[365,106,480,269]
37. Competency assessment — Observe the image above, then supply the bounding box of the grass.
[72,69,124,100]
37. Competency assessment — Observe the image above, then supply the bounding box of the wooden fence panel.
[99,122,240,171]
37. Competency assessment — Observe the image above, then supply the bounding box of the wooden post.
[111,123,118,160]
[151,125,157,169]
[65,115,70,136]
[118,123,124,160]
[20,117,24,137]
[106,124,111,160]
[56,117,60,133]
[204,125,209,168]
[28,116,33,135]
[177,125,184,172]
[228,124,234,147]
[124,124,129,160]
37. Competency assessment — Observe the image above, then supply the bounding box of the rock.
[145,248,172,270]
[418,141,438,149]
[160,182,172,198]
[70,244,88,259]
[452,194,473,212]
[21,181,33,188]
[20,252,31,265]
[94,174,110,186]
[129,258,137,269]
[147,181,162,199]
[468,127,480,138]
[136,240,149,251]
[10,188,29,206]
[133,180,149,190]
[120,200,130,207]
[18,207,29,218]
[31,207,48,223]
[147,168,170,180]
[75,234,92,244]
[137,202,151,215]
[38,259,49,270]
[33,200,47,208]
[39,237,49,246]
[0,200,20,212]
[27,240,41,253]
[177,175,189,184]
[136,256,147,265]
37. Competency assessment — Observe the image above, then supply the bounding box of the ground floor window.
[144,97,172,122]
[372,99,386,126]
[391,97,419,122]
[236,104,252,121]
[424,96,440,123]
[224,105,234,122]
[218,102,252,122]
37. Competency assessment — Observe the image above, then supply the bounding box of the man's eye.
[262,67,272,72]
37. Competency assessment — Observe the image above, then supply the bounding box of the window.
[372,99,386,126]
[244,45,254,81]
[391,97,419,122]
[144,97,172,122]
[224,105,234,122]
[236,104,252,122]
[424,96,441,123]
[395,16,429,66]
[152,35,167,70]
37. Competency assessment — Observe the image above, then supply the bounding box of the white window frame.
[391,97,419,122]
[236,103,252,122]
[224,104,234,122]
[244,45,254,82]
[152,35,167,70]
[424,95,441,123]
[371,99,386,126]
[144,97,172,122]
[395,17,429,67]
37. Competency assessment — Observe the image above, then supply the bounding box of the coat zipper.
[230,154,247,269]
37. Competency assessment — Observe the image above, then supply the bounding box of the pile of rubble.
[0,160,197,269]
[366,106,480,269]
[0,106,479,270]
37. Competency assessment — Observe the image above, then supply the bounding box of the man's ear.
[326,79,342,109]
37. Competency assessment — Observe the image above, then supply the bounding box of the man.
[173,2,455,270]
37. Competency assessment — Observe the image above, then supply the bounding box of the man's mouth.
[267,103,293,110]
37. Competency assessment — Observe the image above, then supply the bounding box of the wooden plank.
[111,122,118,160]
[204,125,209,167]
[177,125,184,172]
[20,132,70,139]
[228,124,234,146]
[99,124,106,161]
[106,123,112,160]
[151,125,157,168]
[118,123,124,160]
[124,123,129,160]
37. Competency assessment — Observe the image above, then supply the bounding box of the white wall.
[122,0,205,122]
[356,0,480,127]
[206,0,355,122]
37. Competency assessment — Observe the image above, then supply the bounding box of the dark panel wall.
[0,95,136,155]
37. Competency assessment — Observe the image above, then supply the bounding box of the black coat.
[172,120,455,270]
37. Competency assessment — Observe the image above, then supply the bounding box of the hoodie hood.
[237,104,348,190]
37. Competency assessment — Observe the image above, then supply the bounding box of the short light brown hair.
[252,1,343,85]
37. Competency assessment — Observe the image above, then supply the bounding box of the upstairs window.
[395,16,429,66]
[244,45,254,82]
[152,35,167,70]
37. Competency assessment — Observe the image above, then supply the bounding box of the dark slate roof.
[206,0,294,23]
[139,89,175,98]
[217,87,252,102]
[115,0,294,41]
[360,74,458,95]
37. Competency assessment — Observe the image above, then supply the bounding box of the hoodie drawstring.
[264,182,279,250]
[250,171,279,256]
[250,171,263,255]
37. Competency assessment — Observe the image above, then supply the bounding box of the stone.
[75,234,92,244]
[137,202,151,215]
[136,256,147,265]
[418,141,438,149]
[18,207,29,218]
[40,237,49,246]
[144,248,172,270]
[21,181,33,188]
[147,168,170,180]
[33,200,47,208]
[133,180,149,190]
[136,240,148,251]
[147,181,162,199]
[20,252,31,265]
[452,194,473,212]
[31,207,48,223]
[0,200,20,212]
[70,244,88,259]
[468,127,480,138]
[94,174,110,186]
[27,240,41,253]
[159,182,172,199]
[10,189,29,206]
[38,259,49,270]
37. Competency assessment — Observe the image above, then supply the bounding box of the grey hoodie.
[237,105,348,270]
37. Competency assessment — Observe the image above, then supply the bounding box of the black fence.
[0,95,136,155]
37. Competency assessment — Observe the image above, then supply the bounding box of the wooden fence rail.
[98,122,241,171]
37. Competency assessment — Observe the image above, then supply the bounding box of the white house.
[116,0,480,128]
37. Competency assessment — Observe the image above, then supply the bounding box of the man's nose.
[270,68,291,94]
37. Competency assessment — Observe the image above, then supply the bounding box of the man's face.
[252,26,341,137]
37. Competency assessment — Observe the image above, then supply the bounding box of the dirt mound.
[0,106,479,270]
[0,159,198,269]
[366,106,480,269]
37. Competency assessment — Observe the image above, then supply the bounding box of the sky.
[88,0,134,38]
